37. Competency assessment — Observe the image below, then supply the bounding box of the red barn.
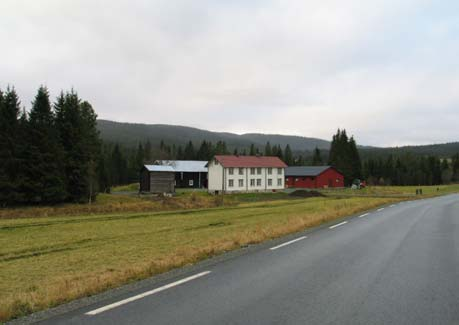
[285,166,344,189]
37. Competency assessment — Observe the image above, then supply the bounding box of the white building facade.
[207,155,287,193]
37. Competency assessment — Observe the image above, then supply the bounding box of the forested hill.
[360,142,459,159]
[97,119,331,151]
[97,119,459,157]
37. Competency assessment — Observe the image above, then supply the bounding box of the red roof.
[214,155,287,168]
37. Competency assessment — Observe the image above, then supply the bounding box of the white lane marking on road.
[85,271,211,316]
[329,221,348,229]
[377,208,385,212]
[270,236,307,250]
[358,213,370,218]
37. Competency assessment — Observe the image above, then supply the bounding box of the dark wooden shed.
[140,165,175,193]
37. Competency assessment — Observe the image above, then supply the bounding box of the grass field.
[319,184,459,197]
[0,185,458,321]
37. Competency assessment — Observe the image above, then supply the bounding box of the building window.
[229,167,234,175]
[257,167,262,175]
[277,168,283,175]
[277,178,282,186]
[250,168,255,175]
[250,179,255,186]
[228,179,234,187]
[257,179,262,186]
[239,168,244,175]
[189,180,194,186]
[238,179,244,187]
[268,179,272,186]
[268,168,272,175]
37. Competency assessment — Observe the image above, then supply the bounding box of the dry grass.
[0,195,401,322]
[320,184,459,198]
[0,192,232,219]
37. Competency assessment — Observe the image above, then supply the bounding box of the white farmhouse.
[207,155,287,193]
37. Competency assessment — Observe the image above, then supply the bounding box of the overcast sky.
[1,0,458,147]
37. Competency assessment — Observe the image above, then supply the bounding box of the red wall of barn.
[285,168,344,189]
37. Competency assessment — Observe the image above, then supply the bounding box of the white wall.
[208,164,285,193]
[207,160,223,191]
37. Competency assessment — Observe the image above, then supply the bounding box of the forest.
[1,86,458,206]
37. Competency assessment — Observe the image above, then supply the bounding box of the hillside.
[97,119,459,157]
[97,119,331,152]
[360,142,459,159]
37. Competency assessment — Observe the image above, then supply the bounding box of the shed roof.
[285,166,337,177]
[144,165,175,172]
[151,160,208,173]
[214,155,287,168]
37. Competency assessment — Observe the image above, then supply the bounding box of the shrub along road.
[28,194,459,325]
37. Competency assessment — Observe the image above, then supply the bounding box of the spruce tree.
[184,141,195,159]
[349,136,362,181]
[452,154,459,182]
[249,144,256,155]
[55,91,100,202]
[275,145,283,160]
[0,87,24,205]
[144,140,152,162]
[284,144,293,165]
[312,147,323,166]
[328,129,360,185]
[24,86,67,203]
[109,144,127,185]
[264,142,272,156]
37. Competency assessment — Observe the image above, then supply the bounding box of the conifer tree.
[275,145,283,160]
[452,154,459,182]
[312,147,323,166]
[284,144,293,165]
[328,129,360,185]
[55,91,100,202]
[349,136,362,181]
[110,144,127,185]
[249,144,256,155]
[264,142,272,156]
[135,143,145,169]
[144,140,152,162]
[24,86,67,203]
[0,87,24,205]
[184,141,195,159]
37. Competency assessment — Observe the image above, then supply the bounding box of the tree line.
[0,87,99,206]
[1,86,457,206]
[362,154,459,186]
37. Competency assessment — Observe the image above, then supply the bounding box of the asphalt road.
[30,194,459,324]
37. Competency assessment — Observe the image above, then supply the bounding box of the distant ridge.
[97,119,459,157]
[97,119,331,152]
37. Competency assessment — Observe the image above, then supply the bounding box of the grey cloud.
[1,0,458,146]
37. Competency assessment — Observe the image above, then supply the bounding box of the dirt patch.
[289,190,326,198]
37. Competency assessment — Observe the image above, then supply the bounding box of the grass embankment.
[320,184,459,198]
[0,190,290,220]
[1,195,398,321]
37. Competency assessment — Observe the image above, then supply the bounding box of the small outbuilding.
[140,160,208,193]
[285,166,344,189]
[140,165,175,193]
